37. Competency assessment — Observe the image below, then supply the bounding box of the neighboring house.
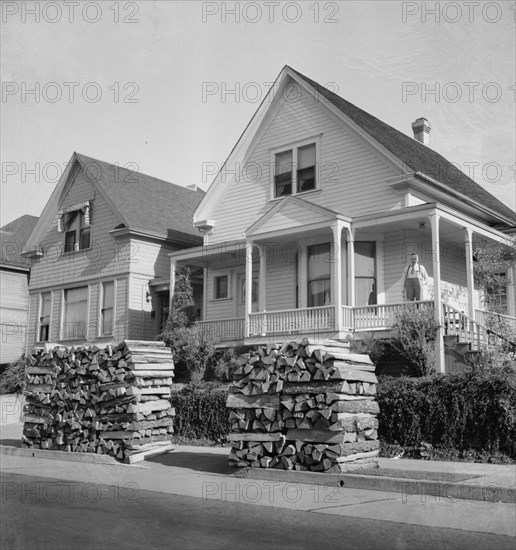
[22,152,204,350]
[0,215,39,365]
[168,66,516,373]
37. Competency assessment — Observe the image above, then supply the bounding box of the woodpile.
[23,340,175,463]
[227,339,379,472]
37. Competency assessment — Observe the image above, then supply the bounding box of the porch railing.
[443,304,482,350]
[196,318,245,342]
[475,309,516,338]
[248,305,335,336]
[354,300,434,331]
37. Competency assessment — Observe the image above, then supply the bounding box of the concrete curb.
[0,444,121,466]
[236,467,516,504]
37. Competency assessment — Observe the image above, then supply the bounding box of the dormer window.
[273,141,318,198]
[63,209,91,252]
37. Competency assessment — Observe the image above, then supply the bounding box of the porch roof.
[168,239,246,265]
[245,195,351,238]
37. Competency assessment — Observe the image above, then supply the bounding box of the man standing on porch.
[402,253,428,301]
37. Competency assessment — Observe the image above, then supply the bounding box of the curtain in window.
[297,144,316,192]
[102,282,114,335]
[63,287,88,339]
[275,150,293,196]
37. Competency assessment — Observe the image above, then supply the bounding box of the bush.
[348,332,386,364]
[391,306,440,376]
[170,384,230,443]
[0,355,32,394]
[162,326,218,383]
[377,369,516,459]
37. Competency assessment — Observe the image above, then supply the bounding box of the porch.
[196,301,515,358]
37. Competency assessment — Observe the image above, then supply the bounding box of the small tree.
[391,307,441,376]
[160,266,217,382]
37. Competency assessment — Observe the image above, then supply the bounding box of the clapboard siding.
[129,239,175,279]
[207,81,400,244]
[266,249,297,311]
[382,230,475,310]
[0,271,29,311]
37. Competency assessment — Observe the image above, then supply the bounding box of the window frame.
[100,281,115,337]
[63,209,91,253]
[213,275,229,300]
[38,292,52,342]
[307,242,332,308]
[61,285,89,341]
[270,136,321,200]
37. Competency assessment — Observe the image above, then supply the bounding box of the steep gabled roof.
[0,214,39,269]
[75,153,205,240]
[290,67,515,224]
[25,153,205,253]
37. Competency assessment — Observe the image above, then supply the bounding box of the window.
[274,142,317,198]
[101,282,114,336]
[214,275,228,299]
[486,272,508,314]
[355,242,376,306]
[39,292,51,342]
[63,286,88,339]
[308,243,331,307]
[64,210,90,252]
[240,278,258,305]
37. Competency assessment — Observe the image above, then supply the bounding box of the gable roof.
[290,67,515,224]
[246,196,350,237]
[0,215,39,269]
[25,153,205,253]
[75,153,205,240]
[195,66,515,227]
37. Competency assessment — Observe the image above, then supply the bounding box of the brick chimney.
[412,117,431,145]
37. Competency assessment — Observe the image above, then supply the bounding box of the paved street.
[1,472,515,550]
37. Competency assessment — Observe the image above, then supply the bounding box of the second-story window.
[64,210,91,252]
[274,142,317,198]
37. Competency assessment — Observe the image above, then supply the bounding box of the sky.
[1,0,515,226]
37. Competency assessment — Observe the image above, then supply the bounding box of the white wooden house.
[168,66,516,373]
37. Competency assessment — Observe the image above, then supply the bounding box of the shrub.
[160,265,218,382]
[0,355,32,394]
[162,326,218,383]
[348,332,386,364]
[170,384,230,442]
[391,306,440,376]
[377,369,516,459]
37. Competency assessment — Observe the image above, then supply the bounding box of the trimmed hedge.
[170,385,230,442]
[169,370,516,460]
[377,369,516,459]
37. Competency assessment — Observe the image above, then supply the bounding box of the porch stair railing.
[443,304,514,353]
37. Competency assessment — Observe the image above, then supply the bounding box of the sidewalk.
[1,422,515,537]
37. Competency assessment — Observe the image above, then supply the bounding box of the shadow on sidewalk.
[148,451,235,475]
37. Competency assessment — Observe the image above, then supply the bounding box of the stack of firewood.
[22,341,175,463]
[227,339,379,472]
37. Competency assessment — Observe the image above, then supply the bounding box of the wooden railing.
[475,309,516,338]
[196,318,245,342]
[354,300,434,331]
[443,304,482,350]
[248,306,336,336]
[341,306,354,329]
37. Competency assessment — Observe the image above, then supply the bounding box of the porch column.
[168,259,176,315]
[244,241,253,338]
[347,228,356,308]
[258,244,266,311]
[298,244,308,308]
[332,221,344,331]
[464,227,475,319]
[202,266,208,320]
[429,213,445,373]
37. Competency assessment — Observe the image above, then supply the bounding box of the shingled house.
[168,66,516,373]
[22,153,204,350]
